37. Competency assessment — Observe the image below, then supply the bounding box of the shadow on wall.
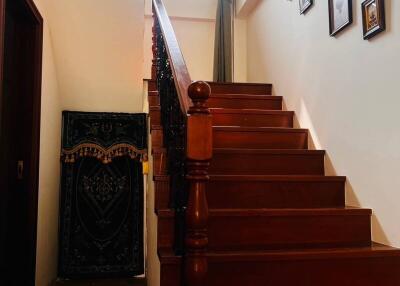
[284,94,391,247]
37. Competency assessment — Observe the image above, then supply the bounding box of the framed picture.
[328,0,353,36]
[299,0,313,14]
[361,0,385,40]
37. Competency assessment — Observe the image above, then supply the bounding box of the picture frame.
[328,0,353,36]
[299,0,313,15]
[361,0,385,40]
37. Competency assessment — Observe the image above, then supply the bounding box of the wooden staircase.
[149,0,400,284]
[149,81,400,285]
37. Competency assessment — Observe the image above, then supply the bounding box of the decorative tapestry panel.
[59,111,147,279]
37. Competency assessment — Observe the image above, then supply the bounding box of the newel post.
[185,81,212,286]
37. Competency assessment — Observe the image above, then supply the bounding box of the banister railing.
[152,0,212,285]
[152,0,192,114]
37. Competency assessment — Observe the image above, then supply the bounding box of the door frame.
[0,0,43,284]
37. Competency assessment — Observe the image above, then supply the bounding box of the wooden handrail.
[152,0,192,114]
[152,1,212,285]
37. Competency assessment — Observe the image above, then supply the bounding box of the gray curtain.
[213,0,233,83]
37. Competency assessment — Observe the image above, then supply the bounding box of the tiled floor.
[53,278,146,286]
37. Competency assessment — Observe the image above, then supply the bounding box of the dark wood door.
[0,0,43,285]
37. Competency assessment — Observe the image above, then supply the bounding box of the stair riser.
[212,112,293,128]
[159,213,371,251]
[208,214,371,251]
[154,176,170,212]
[213,129,308,149]
[160,262,182,286]
[206,180,345,209]
[161,256,400,286]
[154,178,345,211]
[151,128,163,148]
[149,94,160,107]
[206,256,400,286]
[147,80,157,91]
[211,152,325,175]
[158,215,174,250]
[149,108,161,126]
[209,97,282,110]
[152,149,167,176]
[209,83,272,95]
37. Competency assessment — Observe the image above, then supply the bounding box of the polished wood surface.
[185,82,212,286]
[149,2,400,285]
[209,94,282,110]
[150,78,400,284]
[0,0,43,284]
[53,278,146,286]
[152,2,212,285]
[211,108,293,127]
[213,127,308,149]
[159,207,372,252]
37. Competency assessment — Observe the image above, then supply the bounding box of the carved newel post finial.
[185,81,212,286]
[188,81,211,114]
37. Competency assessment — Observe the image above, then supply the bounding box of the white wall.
[42,0,145,113]
[33,0,62,286]
[246,0,400,247]
[236,0,260,18]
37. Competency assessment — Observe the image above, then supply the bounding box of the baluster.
[151,20,158,80]
[185,81,212,286]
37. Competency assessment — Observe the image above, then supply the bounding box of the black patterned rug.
[58,111,147,279]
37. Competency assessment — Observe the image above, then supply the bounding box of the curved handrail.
[152,0,192,114]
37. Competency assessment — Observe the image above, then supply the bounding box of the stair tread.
[209,175,345,181]
[207,243,400,261]
[213,126,307,133]
[213,148,325,155]
[208,81,272,86]
[210,94,280,99]
[149,105,161,111]
[159,243,400,262]
[208,207,371,216]
[158,207,371,217]
[210,108,293,115]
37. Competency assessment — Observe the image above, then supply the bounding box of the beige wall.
[42,0,145,113]
[246,0,400,247]
[33,0,62,286]
[34,1,146,285]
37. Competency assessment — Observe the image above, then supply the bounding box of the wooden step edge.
[157,207,371,217]
[209,175,346,182]
[157,243,400,264]
[151,125,163,131]
[213,126,308,133]
[157,209,175,217]
[207,81,272,87]
[210,108,293,115]
[210,94,281,100]
[151,147,166,155]
[206,243,400,262]
[149,106,161,111]
[208,207,372,217]
[154,175,169,181]
[213,148,325,155]
[158,249,182,264]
